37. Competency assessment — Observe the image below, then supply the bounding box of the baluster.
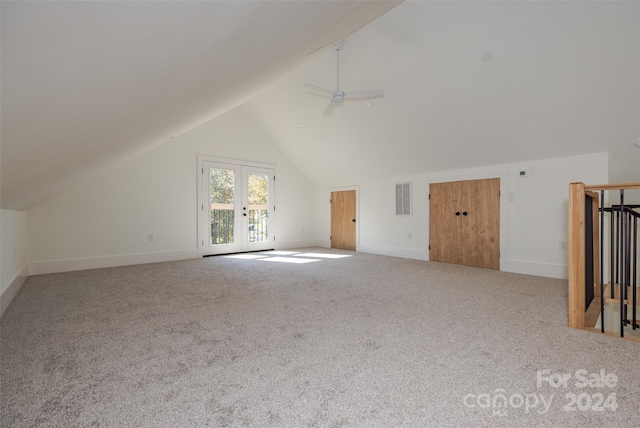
[633,215,637,329]
[620,190,625,337]
[600,190,605,333]
[610,206,615,300]
[615,210,620,298]
[625,212,631,326]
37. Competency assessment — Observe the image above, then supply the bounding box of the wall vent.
[395,182,412,216]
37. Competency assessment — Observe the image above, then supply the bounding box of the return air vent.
[396,182,411,216]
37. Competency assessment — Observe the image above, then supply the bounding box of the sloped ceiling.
[244,1,640,186]
[1,0,401,210]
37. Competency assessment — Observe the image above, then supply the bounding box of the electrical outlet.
[148,234,154,242]
[560,241,567,251]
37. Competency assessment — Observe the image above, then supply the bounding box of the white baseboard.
[357,243,429,261]
[275,240,320,250]
[1,264,29,317]
[28,249,200,276]
[314,240,331,248]
[353,244,568,279]
[502,259,568,279]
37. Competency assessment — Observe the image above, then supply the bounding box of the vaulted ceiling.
[2,1,638,211]
[1,0,401,210]
[245,1,640,186]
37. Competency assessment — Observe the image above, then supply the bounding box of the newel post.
[568,182,586,329]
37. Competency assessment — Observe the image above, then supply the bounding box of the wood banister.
[584,183,640,191]
[568,181,640,340]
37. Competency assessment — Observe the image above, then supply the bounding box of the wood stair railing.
[568,182,640,342]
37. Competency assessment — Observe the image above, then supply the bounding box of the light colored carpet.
[1,248,638,427]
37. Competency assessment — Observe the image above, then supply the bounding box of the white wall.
[608,151,639,183]
[316,152,610,279]
[608,150,640,204]
[1,209,28,316]
[27,108,316,274]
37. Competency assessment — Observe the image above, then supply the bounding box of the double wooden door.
[429,178,500,269]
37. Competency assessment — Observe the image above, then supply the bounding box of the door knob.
[352,219,356,222]
[455,212,460,216]
[463,211,468,216]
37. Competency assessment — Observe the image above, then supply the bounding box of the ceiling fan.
[303,42,385,117]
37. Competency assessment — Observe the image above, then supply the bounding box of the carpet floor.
[1,248,638,427]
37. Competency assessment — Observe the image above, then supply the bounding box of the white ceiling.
[1,0,401,210]
[245,1,640,186]
[2,1,638,212]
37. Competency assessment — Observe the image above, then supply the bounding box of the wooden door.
[429,181,462,265]
[459,178,500,269]
[331,190,356,251]
[429,178,500,270]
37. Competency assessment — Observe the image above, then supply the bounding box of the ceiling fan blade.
[344,90,385,100]
[323,99,334,117]
[306,44,385,117]
[303,83,334,97]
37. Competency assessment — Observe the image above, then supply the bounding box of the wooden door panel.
[430,178,500,270]
[331,190,356,251]
[429,181,462,264]
[460,178,500,269]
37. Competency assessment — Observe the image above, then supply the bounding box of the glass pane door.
[242,167,274,252]
[205,162,241,255]
[202,161,274,255]
[248,172,269,243]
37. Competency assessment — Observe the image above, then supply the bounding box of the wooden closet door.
[331,190,356,251]
[429,181,462,264]
[460,178,500,269]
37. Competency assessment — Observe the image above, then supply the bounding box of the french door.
[201,161,274,255]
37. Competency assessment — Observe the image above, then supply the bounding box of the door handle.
[352,219,356,222]
[455,212,460,216]
[463,211,468,216]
